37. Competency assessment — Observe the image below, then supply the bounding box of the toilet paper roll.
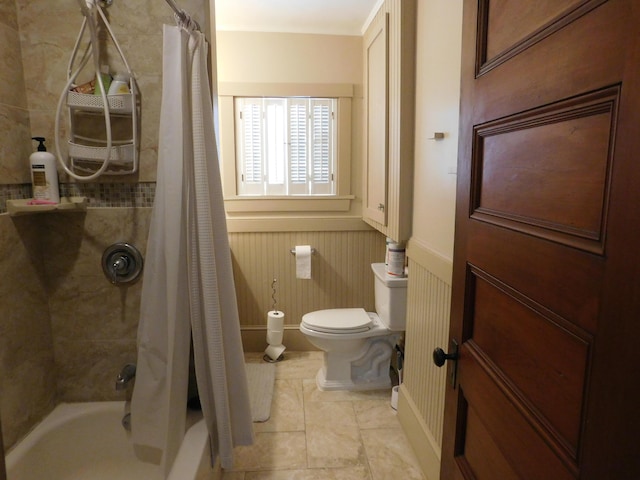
[265,344,286,361]
[267,310,284,345]
[391,385,399,410]
[295,245,312,279]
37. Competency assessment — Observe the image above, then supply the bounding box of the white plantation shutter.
[235,97,336,196]
[236,98,264,195]
[288,99,309,195]
[264,99,286,195]
[310,99,333,195]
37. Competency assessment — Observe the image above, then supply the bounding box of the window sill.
[224,195,354,213]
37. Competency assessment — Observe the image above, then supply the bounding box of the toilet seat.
[301,308,372,334]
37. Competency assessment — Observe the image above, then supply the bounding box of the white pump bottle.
[30,137,60,203]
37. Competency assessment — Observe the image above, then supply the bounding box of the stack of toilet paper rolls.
[265,310,285,361]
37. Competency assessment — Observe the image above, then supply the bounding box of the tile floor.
[222,351,425,480]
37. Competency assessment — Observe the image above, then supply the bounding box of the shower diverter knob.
[102,242,143,285]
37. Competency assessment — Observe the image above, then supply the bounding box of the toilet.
[300,263,408,391]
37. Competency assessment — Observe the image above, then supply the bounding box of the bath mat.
[245,362,276,422]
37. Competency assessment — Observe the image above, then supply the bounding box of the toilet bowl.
[300,263,407,391]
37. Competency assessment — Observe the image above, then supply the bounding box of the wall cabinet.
[363,0,416,244]
[364,12,389,227]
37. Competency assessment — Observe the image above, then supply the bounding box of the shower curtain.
[131,23,253,476]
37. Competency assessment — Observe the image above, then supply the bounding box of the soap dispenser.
[30,137,60,203]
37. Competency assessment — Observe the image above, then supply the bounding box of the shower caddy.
[54,0,139,181]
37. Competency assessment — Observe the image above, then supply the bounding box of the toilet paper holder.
[290,247,316,255]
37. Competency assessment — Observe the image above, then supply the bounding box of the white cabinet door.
[364,14,389,226]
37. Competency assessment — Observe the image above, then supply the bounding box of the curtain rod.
[165,0,201,31]
[164,0,187,23]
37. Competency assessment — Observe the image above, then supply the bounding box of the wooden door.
[441,1,640,479]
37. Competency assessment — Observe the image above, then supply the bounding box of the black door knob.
[433,347,457,367]
[433,340,460,387]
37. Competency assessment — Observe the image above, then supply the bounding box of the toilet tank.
[371,263,408,331]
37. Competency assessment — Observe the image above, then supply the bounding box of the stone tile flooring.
[222,352,425,480]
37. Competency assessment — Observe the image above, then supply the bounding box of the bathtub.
[5,402,217,480]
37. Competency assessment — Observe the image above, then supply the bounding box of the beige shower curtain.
[131,22,253,476]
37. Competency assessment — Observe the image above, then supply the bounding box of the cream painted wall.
[411,0,463,262]
[216,31,363,84]
[398,2,463,478]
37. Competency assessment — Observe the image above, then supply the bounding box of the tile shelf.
[7,196,88,216]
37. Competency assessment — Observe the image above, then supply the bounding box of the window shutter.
[236,98,264,195]
[310,99,334,195]
[288,99,309,195]
[264,99,286,195]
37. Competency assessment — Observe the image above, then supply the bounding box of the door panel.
[442,0,640,478]
[471,86,618,253]
[467,224,602,333]
[480,0,607,72]
[475,2,628,123]
[469,270,591,452]
[458,353,577,479]
[463,404,520,480]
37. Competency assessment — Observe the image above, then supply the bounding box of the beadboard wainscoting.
[228,230,386,351]
[398,239,452,480]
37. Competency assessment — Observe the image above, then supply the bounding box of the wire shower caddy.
[54,0,139,181]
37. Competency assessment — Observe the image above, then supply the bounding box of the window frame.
[218,83,354,213]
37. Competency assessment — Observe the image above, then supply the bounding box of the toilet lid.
[302,308,372,334]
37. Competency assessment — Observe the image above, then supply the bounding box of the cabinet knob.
[377,203,385,211]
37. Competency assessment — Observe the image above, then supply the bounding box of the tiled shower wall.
[0,0,55,450]
[0,215,56,449]
[0,0,204,450]
[0,0,30,185]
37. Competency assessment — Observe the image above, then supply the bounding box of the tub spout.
[115,363,136,390]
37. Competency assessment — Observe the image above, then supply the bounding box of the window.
[218,83,354,215]
[235,97,337,196]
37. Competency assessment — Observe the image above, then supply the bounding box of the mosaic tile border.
[0,183,156,214]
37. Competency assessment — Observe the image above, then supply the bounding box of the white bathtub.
[5,402,216,480]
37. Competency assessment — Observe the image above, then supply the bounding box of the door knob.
[433,339,459,388]
[433,347,457,367]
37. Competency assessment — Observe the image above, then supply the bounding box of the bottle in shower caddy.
[94,65,112,96]
[387,242,406,277]
[29,137,60,203]
[108,73,130,95]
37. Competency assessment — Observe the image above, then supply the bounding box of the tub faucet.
[115,363,136,391]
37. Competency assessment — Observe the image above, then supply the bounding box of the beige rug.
[245,362,276,422]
